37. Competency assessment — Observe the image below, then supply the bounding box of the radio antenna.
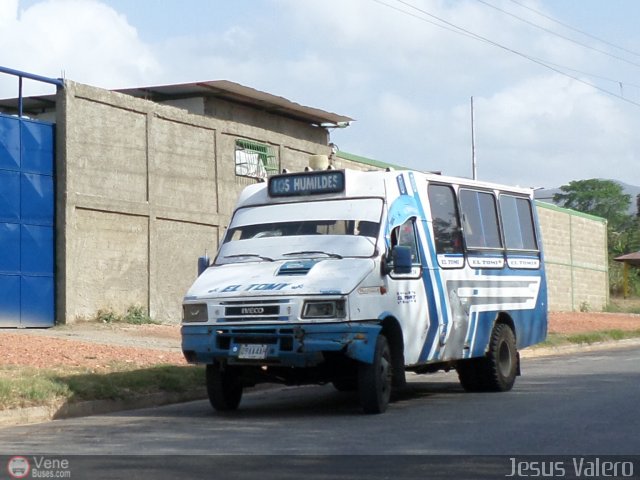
[471,96,477,180]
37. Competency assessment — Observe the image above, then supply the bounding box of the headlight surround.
[302,300,346,319]
[182,303,208,322]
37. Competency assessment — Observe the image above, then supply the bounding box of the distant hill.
[535,180,640,216]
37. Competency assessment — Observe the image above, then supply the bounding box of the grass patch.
[605,297,640,315]
[539,329,640,348]
[0,365,205,411]
[95,305,159,325]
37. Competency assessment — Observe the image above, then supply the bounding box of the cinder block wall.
[536,202,608,311]
[55,80,606,322]
[56,81,340,323]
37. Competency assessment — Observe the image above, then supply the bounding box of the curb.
[1,339,639,428]
[0,389,206,428]
[521,337,640,358]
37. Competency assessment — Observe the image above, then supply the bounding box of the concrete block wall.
[57,81,334,323]
[536,202,608,311]
[54,80,607,323]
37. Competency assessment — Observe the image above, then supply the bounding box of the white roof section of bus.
[236,169,533,208]
[420,171,534,196]
[235,169,388,207]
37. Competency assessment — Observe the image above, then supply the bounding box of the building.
[1,68,398,326]
[0,68,608,326]
[536,202,608,311]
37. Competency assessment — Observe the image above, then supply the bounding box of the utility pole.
[471,96,477,180]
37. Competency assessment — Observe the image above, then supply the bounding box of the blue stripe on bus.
[406,172,449,362]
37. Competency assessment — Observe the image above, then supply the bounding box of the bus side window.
[459,189,502,250]
[391,218,420,264]
[427,184,463,254]
[499,195,538,251]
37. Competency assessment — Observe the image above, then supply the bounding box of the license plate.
[238,344,269,360]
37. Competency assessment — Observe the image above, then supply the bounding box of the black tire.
[358,335,392,414]
[485,323,518,392]
[456,357,486,392]
[332,378,358,392]
[206,363,243,411]
[456,323,517,392]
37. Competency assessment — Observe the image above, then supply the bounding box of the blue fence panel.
[0,275,20,327]
[0,223,20,273]
[0,113,54,327]
[21,173,54,226]
[0,117,20,171]
[0,170,20,223]
[20,275,55,327]
[21,224,54,275]
[21,119,54,175]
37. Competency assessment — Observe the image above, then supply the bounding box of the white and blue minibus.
[181,167,547,414]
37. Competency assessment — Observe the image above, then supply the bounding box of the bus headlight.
[183,303,208,322]
[302,300,345,319]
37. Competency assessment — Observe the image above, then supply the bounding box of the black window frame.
[391,217,422,266]
[498,194,539,252]
[427,183,464,256]
[458,188,503,251]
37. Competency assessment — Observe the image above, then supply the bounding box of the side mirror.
[391,245,413,274]
[197,255,210,277]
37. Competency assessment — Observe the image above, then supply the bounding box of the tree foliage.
[553,179,631,228]
[553,179,639,296]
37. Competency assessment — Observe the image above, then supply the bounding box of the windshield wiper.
[282,250,343,259]
[224,254,274,262]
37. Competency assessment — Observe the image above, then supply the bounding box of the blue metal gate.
[0,113,55,327]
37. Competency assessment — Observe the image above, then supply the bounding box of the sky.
[1,0,640,189]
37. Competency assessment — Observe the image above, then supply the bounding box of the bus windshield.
[216,198,383,264]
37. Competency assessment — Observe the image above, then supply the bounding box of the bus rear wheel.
[206,363,243,411]
[358,334,392,414]
[486,323,518,391]
[457,323,517,392]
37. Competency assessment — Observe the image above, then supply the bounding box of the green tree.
[553,179,631,229]
[554,179,639,296]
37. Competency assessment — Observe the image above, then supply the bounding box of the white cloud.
[0,0,159,96]
[468,74,638,186]
[0,0,18,26]
[268,0,640,187]
[1,0,638,189]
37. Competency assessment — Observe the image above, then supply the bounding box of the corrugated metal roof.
[116,80,353,127]
[0,79,353,127]
[614,251,640,266]
[0,93,56,114]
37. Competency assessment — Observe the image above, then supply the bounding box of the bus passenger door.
[386,217,432,365]
[427,184,468,361]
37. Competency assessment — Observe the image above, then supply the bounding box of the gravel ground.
[0,323,184,370]
[549,311,640,334]
[1,312,639,370]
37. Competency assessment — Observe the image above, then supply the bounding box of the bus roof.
[235,169,534,208]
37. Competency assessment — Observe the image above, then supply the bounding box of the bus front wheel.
[358,334,392,414]
[206,363,243,411]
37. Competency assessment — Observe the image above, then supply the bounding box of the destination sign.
[268,170,345,197]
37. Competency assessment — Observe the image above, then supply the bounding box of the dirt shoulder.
[2,311,639,371]
[0,311,638,426]
[1,323,185,370]
[548,311,640,335]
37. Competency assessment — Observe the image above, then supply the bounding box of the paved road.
[1,347,638,478]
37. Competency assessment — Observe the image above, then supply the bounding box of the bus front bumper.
[181,322,381,367]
